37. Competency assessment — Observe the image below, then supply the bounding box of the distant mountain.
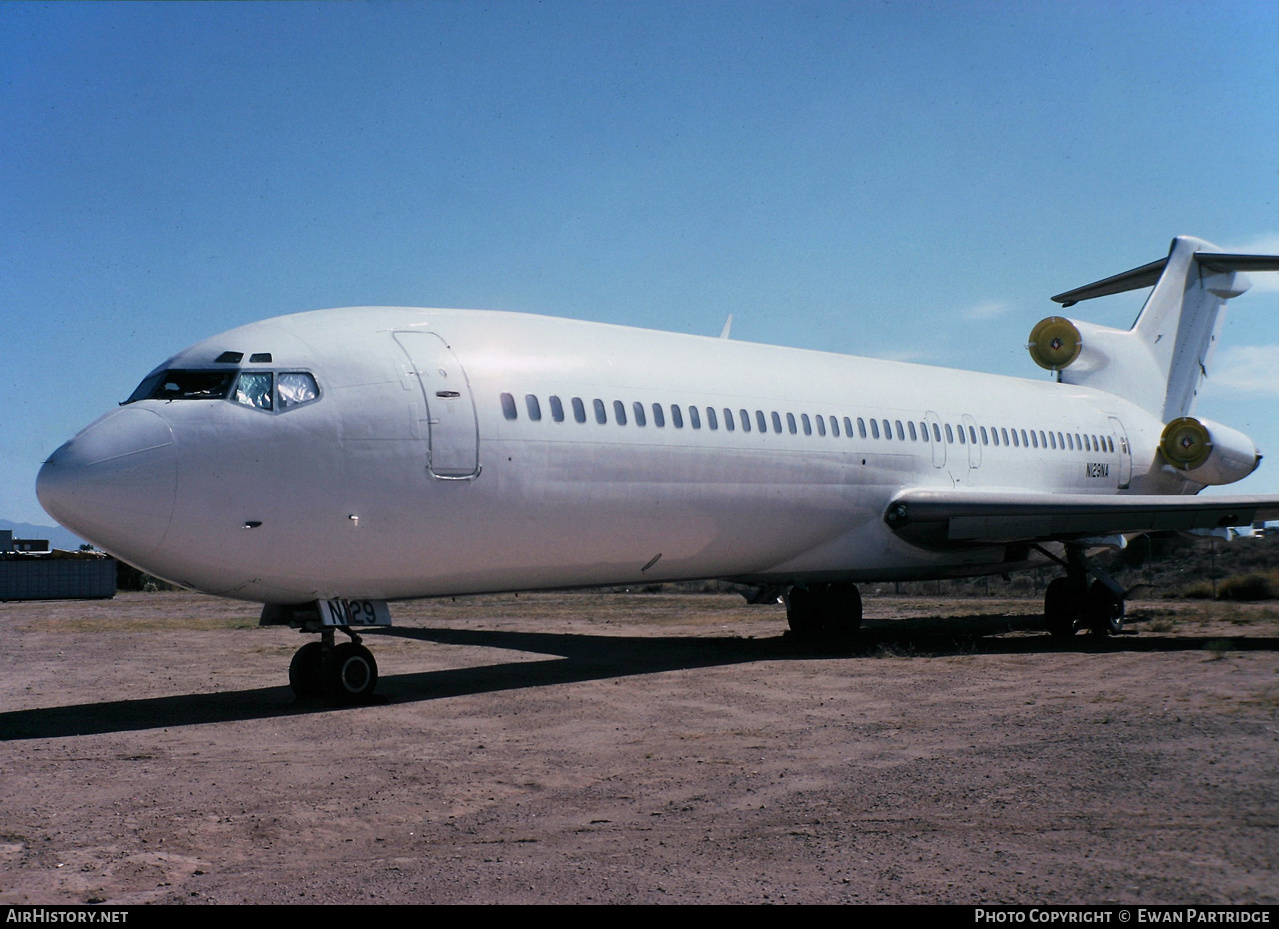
[0,519,87,552]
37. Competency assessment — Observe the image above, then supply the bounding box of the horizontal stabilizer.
[1052,259,1167,307]
[1195,253,1279,274]
[884,489,1279,549]
[1052,250,1279,306]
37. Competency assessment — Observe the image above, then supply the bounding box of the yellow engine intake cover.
[1027,316,1082,370]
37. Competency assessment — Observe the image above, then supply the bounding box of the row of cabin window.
[499,393,1114,455]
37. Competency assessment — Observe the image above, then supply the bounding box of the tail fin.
[1049,236,1279,421]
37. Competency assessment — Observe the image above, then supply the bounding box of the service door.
[962,414,982,470]
[1107,415,1132,489]
[394,331,480,479]
[925,411,946,468]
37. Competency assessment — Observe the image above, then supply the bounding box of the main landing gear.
[288,628,379,703]
[785,582,863,639]
[1042,544,1125,638]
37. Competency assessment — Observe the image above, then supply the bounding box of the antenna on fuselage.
[719,314,733,340]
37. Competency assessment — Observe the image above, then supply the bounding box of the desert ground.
[0,590,1276,905]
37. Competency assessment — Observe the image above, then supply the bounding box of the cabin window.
[613,401,627,425]
[277,372,319,410]
[501,393,518,420]
[689,406,701,429]
[1049,432,1057,450]
[1011,429,1020,447]
[816,415,826,437]
[880,419,890,439]
[594,399,607,424]
[844,416,855,438]
[1030,431,1038,448]
[1020,429,1029,447]
[756,410,767,433]
[572,397,587,423]
[234,372,273,411]
[956,424,965,445]
[991,428,999,446]
[1108,436,1115,453]
[707,407,718,430]
[772,411,783,433]
[871,419,880,439]
[670,404,683,428]
[633,401,646,426]
[830,416,840,437]
[980,426,989,445]
[788,413,798,435]
[858,418,868,439]
[909,421,918,441]
[525,395,542,421]
[896,421,906,441]
[802,414,813,436]
[652,403,665,427]
[738,409,750,432]
[944,424,954,443]
[549,396,565,422]
[723,409,735,431]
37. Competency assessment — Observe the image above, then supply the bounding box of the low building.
[0,530,116,601]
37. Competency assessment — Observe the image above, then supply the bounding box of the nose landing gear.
[263,600,389,704]
[288,628,379,703]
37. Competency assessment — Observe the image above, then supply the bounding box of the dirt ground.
[0,590,1276,905]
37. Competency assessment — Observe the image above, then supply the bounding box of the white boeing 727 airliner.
[36,236,1279,702]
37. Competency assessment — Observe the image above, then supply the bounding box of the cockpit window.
[126,367,320,411]
[234,372,273,410]
[277,372,319,410]
[127,370,236,403]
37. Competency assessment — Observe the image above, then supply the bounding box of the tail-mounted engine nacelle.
[1159,416,1261,486]
[1027,316,1083,370]
[1028,315,1134,373]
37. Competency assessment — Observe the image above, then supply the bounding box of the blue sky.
[4,1,1277,526]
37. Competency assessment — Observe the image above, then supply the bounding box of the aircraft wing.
[883,489,1279,549]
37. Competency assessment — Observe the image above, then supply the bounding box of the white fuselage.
[38,307,1183,605]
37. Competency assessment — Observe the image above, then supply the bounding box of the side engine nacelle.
[1027,315,1139,375]
[1027,316,1083,370]
[1159,416,1261,486]
[1027,315,1169,408]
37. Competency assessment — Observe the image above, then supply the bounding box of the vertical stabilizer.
[1131,236,1246,421]
[1050,236,1261,420]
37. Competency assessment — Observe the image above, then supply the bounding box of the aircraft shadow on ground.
[3,612,1276,742]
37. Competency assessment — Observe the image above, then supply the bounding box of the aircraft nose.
[37,407,178,558]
